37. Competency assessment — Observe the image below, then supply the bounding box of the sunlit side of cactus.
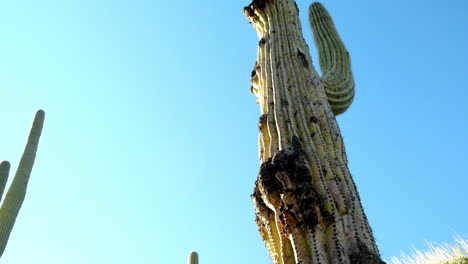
[244,1,384,263]
[0,110,45,257]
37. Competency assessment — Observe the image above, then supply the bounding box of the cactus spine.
[0,110,45,257]
[245,1,384,263]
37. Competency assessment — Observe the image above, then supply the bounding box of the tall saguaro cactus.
[245,1,384,263]
[0,110,45,257]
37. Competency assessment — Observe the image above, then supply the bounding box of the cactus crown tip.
[188,251,199,264]
[36,109,45,116]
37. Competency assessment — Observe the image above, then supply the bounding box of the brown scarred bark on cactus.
[244,1,385,263]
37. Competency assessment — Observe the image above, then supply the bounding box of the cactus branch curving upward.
[309,2,355,115]
[0,110,45,257]
[245,1,383,263]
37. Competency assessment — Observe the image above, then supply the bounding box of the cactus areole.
[244,1,385,264]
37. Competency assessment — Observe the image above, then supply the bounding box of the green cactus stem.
[0,110,45,257]
[0,163,10,203]
[244,1,383,263]
[188,251,199,264]
[309,2,355,115]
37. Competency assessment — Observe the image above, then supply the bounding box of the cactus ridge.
[0,110,45,257]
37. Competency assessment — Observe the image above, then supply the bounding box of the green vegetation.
[0,110,45,257]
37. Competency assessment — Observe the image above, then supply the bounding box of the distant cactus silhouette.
[188,251,199,264]
[0,110,45,257]
[244,1,384,263]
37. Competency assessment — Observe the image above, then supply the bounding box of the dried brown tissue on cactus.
[244,0,384,263]
[253,136,334,230]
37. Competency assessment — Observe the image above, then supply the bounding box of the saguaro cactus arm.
[0,162,10,203]
[309,2,355,115]
[0,110,45,257]
[245,1,383,263]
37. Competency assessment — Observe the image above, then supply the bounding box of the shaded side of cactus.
[0,110,45,257]
[244,1,383,263]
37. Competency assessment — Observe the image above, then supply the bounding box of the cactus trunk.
[244,1,384,263]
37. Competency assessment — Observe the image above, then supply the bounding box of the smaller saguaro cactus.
[0,110,45,257]
[187,251,199,264]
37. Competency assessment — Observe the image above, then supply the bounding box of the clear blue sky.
[0,0,466,263]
